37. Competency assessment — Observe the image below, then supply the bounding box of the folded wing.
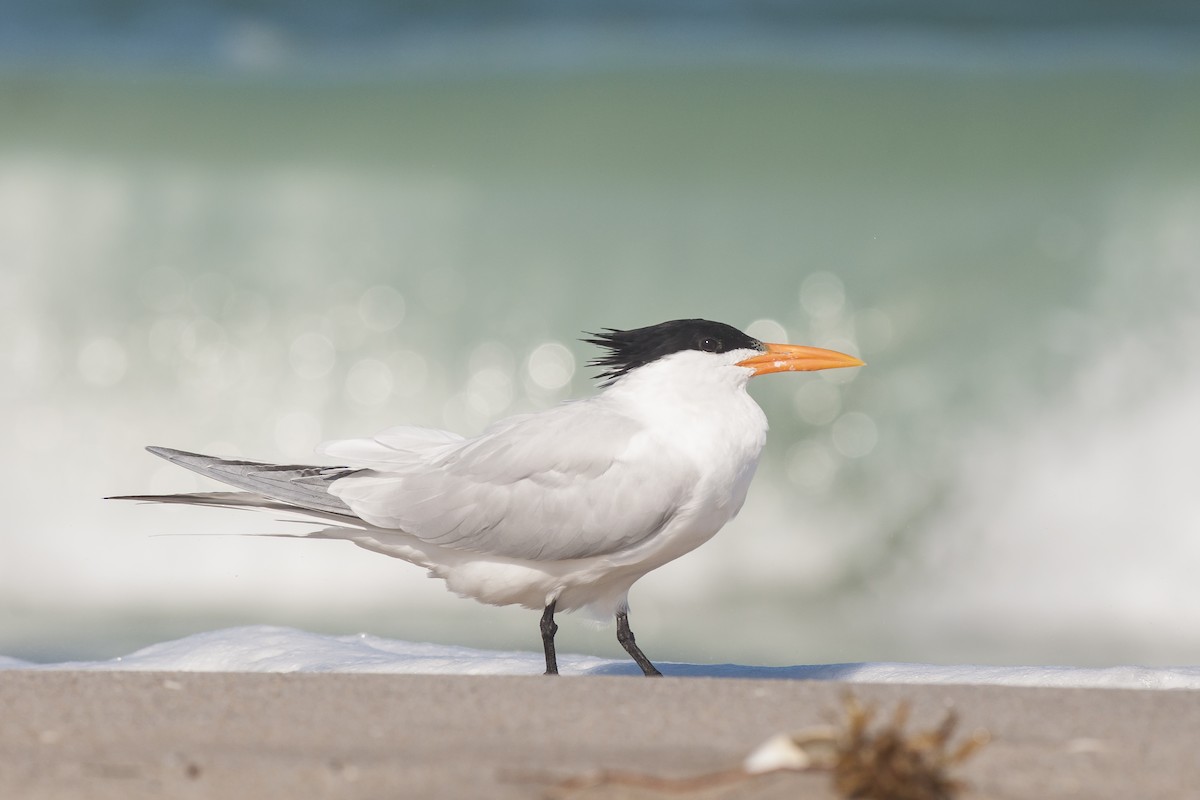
[328,402,697,561]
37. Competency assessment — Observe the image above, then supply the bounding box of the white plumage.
[119,319,862,675]
[319,349,765,613]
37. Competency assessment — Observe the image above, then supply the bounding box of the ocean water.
[2,2,1200,666]
[7,625,1200,690]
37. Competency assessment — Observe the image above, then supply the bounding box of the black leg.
[540,601,559,675]
[616,611,662,677]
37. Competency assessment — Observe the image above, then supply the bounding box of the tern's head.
[584,319,864,386]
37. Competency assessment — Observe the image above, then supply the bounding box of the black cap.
[584,319,764,384]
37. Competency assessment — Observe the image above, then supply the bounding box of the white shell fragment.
[742,727,840,774]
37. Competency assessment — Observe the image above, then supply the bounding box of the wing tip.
[105,494,181,503]
[146,445,203,461]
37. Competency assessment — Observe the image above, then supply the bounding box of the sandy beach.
[3,671,1196,799]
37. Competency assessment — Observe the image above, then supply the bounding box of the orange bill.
[736,342,865,376]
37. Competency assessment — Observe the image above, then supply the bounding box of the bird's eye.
[699,337,721,352]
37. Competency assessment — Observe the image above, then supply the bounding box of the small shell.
[743,727,840,774]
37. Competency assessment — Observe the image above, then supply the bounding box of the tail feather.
[136,447,362,517]
[107,490,363,524]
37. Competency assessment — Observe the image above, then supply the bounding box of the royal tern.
[115,319,863,675]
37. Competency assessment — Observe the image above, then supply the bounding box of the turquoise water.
[3,8,1200,665]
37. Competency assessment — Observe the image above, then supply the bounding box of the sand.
[2,671,1196,799]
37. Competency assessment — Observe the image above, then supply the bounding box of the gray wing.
[139,447,361,517]
[328,402,698,561]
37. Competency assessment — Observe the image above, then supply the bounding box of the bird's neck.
[601,362,769,467]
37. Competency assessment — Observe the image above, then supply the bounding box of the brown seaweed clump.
[831,694,990,800]
[542,693,989,799]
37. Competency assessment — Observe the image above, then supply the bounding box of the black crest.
[584,319,764,384]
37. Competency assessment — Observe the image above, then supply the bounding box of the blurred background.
[2,0,1200,667]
